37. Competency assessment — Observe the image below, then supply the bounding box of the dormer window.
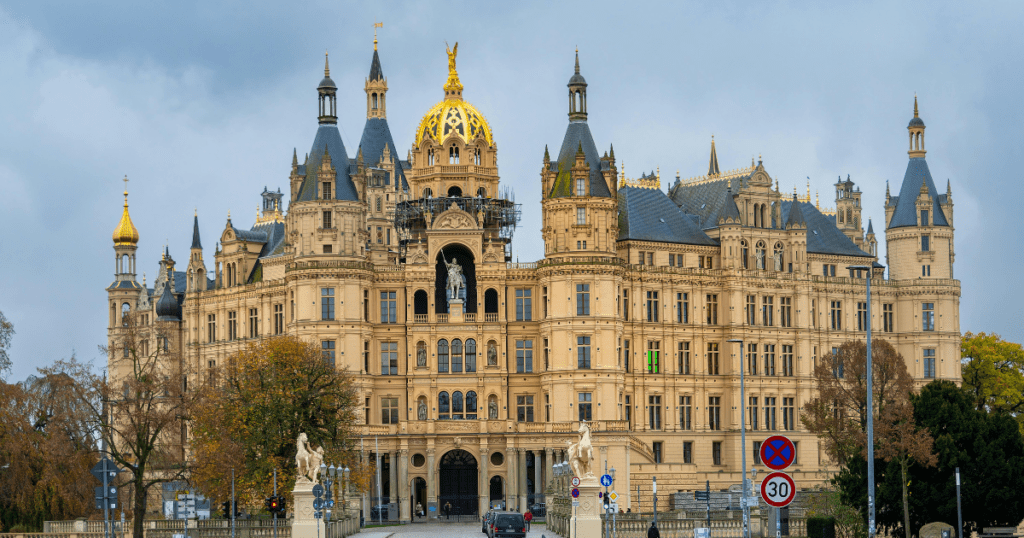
[576,178,586,196]
[920,209,929,226]
[322,182,332,200]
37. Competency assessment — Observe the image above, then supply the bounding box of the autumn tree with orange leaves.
[190,337,360,508]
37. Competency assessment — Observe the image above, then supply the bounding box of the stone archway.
[435,243,476,314]
[438,449,478,517]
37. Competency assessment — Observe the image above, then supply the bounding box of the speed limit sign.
[760,471,796,508]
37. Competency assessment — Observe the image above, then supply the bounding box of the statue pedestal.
[449,299,464,321]
[290,479,321,538]
[570,475,602,538]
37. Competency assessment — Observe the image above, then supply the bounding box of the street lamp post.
[320,463,337,538]
[850,265,875,538]
[727,338,750,538]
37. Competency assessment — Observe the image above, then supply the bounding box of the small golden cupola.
[414,41,494,148]
[112,176,139,245]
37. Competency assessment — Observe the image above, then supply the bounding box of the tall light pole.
[850,265,875,538]
[727,338,750,538]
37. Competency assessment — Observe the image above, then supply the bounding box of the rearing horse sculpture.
[568,421,595,478]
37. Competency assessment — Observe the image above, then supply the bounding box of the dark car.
[491,512,526,538]
[529,502,546,517]
[482,510,495,534]
[369,504,389,521]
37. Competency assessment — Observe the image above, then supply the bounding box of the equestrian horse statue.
[567,421,596,478]
[295,432,325,483]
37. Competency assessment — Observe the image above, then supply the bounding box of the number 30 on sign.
[760,471,796,508]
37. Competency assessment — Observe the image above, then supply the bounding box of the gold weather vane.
[374,21,382,50]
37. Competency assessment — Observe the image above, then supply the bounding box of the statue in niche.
[774,250,783,271]
[443,254,464,301]
[755,249,765,270]
[417,399,427,421]
[416,344,427,367]
[488,398,498,419]
[487,342,498,366]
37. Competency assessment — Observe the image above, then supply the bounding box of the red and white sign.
[760,472,796,508]
[759,435,796,471]
[571,477,581,487]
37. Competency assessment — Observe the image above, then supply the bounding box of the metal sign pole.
[231,468,236,538]
[103,469,110,538]
[956,468,963,538]
[273,468,278,538]
[706,480,710,530]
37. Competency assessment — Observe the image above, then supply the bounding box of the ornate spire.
[112,175,139,246]
[575,47,580,75]
[708,136,720,177]
[324,50,330,77]
[443,41,463,97]
[914,94,919,118]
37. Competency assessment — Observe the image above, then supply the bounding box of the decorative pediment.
[432,204,476,230]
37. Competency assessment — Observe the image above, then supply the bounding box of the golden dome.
[414,42,494,147]
[112,185,139,246]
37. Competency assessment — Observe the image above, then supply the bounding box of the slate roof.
[246,220,286,283]
[780,201,873,258]
[785,195,806,227]
[368,50,384,82]
[191,215,202,249]
[548,121,611,198]
[231,226,269,243]
[617,186,717,246]
[107,280,142,291]
[887,157,949,229]
[668,174,755,230]
[155,281,181,321]
[358,117,408,189]
[295,125,357,202]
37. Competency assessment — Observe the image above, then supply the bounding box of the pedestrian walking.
[524,510,532,531]
[648,521,660,538]
[444,501,451,520]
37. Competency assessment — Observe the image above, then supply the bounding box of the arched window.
[753,204,760,228]
[452,391,464,419]
[761,204,767,228]
[438,392,450,419]
[449,146,460,164]
[774,242,784,272]
[451,339,463,373]
[466,391,478,419]
[121,303,131,326]
[741,240,750,270]
[484,288,499,314]
[372,93,378,109]
[424,187,433,198]
[474,149,481,165]
[847,209,852,225]
[465,339,477,372]
[428,149,435,166]
[756,241,767,270]
[477,187,486,198]
[413,290,429,316]
[839,210,844,224]
[447,185,462,197]
[438,339,449,373]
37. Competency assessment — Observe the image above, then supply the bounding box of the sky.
[0,0,1021,382]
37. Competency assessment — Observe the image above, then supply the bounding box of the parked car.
[529,502,546,517]
[482,510,495,534]
[369,504,389,521]
[491,512,526,538]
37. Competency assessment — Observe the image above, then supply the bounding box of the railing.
[465,313,476,322]
[485,313,499,322]
[629,435,657,462]
[548,503,807,538]
[506,262,538,270]
[437,313,449,323]
[414,314,428,323]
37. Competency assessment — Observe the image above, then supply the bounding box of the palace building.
[106,41,960,520]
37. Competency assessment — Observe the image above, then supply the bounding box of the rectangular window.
[783,397,795,431]
[830,300,842,330]
[762,296,774,326]
[748,396,759,430]
[648,252,654,266]
[712,441,722,465]
[647,341,660,374]
[543,287,548,318]
[652,441,663,464]
[706,294,718,325]
[857,302,868,331]
[363,290,369,322]
[669,254,676,266]
[707,343,720,375]
[273,304,284,335]
[624,339,630,372]
[782,345,794,376]
[922,234,930,251]
[832,346,844,378]
[578,392,592,421]
[679,395,692,430]
[748,343,758,376]
[364,397,370,425]
[678,341,690,374]
[764,344,776,376]
[381,397,399,424]
[576,206,586,225]
[883,303,894,333]
[923,264,931,277]
[321,340,336,367]
[380,341,397,375]
[516,339,534,373]
[746,295,757,325]
[649,395,662,430]
[921,209,929,226]
[646,291,659,322]
[623,289,629,321]
[780,297,792,328]
[753,441,762,465]
[321,288,335,321]
[764,396,777,431]
[322,210,332,229]
[576,284,591,315]
[517,395,535,422]
[708,396,721,431]
[576,178,586,197]
[322,182,332,200]
[380,291,397,324]
[923,303,935,331]
[376,226,383,243]
[831,264,837,277]
[249,308,259,338]
[923,349,936,378]
[677,292,689,323]
[577,336,592,369]
[638,251,645,265]
[516,289,532,321]
[683,441,693,464]
[228,311,237,340]
[207,314,216,343]
[625,395,631,426]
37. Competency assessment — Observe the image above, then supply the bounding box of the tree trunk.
[901,458,911,538]
[134,477,147,538]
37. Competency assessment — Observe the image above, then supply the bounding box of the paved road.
[357,521,556,538]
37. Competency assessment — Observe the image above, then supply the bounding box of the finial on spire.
[373,21,383,51]
[574,47,580,74]
[122,175,130,206]
[914,93,919,118]
[324,50,330,77]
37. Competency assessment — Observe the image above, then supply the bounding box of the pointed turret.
[786,194,806,228]
[708,136,720,177]
[318,51,338,125]
[191,214,202,250]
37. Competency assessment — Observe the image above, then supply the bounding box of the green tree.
[190,336,359,507]
[961,332,1024,430]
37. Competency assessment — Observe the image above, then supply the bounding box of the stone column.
[545,448,554,493]
[506,447,517,510]
[533,450,542,507]
[398,449,410,523]
[426,448,437,519]
[389,451,398,518]
[519,448,528,512]
[479,447,489,515]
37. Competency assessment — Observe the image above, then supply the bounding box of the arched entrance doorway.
[438,449,478,517]
[489,476,504,509]
[412,477,427,520]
